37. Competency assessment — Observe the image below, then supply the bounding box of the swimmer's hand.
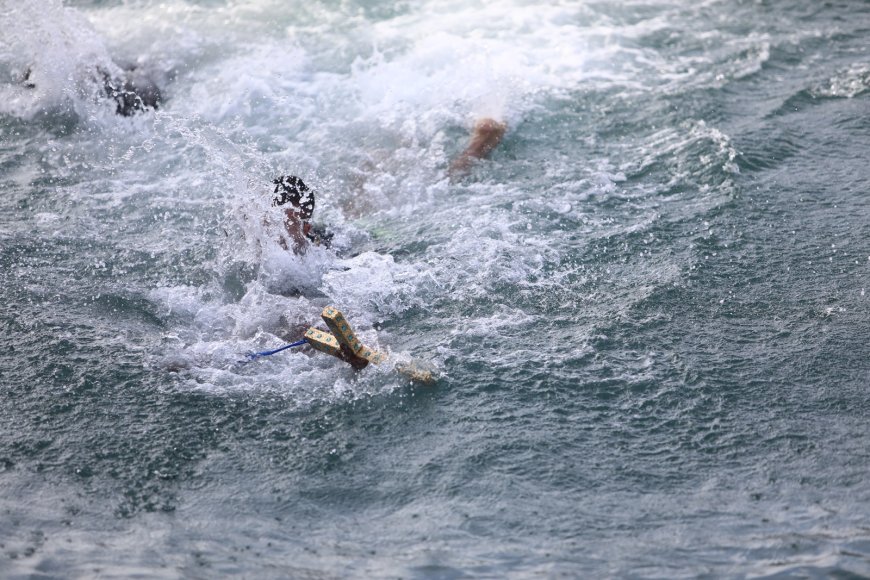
[305,225,334,248]
[449,118,507,178]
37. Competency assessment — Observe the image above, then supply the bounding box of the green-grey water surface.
[1,0,869,577]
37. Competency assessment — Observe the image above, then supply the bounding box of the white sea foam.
[0,0,124,118]
[811,63,870,99]
[0,0,751,398]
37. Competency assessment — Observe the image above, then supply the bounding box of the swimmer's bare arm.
[448,118,507,178]
[281,208,311,254]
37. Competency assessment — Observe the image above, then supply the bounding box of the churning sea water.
[1,0,869,577]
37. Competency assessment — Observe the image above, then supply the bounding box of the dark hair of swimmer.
[273,175,315,218]
[100,67,161,116]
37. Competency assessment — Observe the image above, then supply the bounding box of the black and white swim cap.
[273,175,315,215]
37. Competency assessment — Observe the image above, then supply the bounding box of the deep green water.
[1,0,869,577]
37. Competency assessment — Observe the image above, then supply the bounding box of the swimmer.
[101,66,161,116]
[271,175,333,254]
[448,117,508,178]
[19,64,161,116]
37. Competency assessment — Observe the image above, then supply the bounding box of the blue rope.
[242,338,308,363]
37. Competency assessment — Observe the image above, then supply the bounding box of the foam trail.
[2,0,754,401]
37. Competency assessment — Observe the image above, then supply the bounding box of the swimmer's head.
[273,175,315,218]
